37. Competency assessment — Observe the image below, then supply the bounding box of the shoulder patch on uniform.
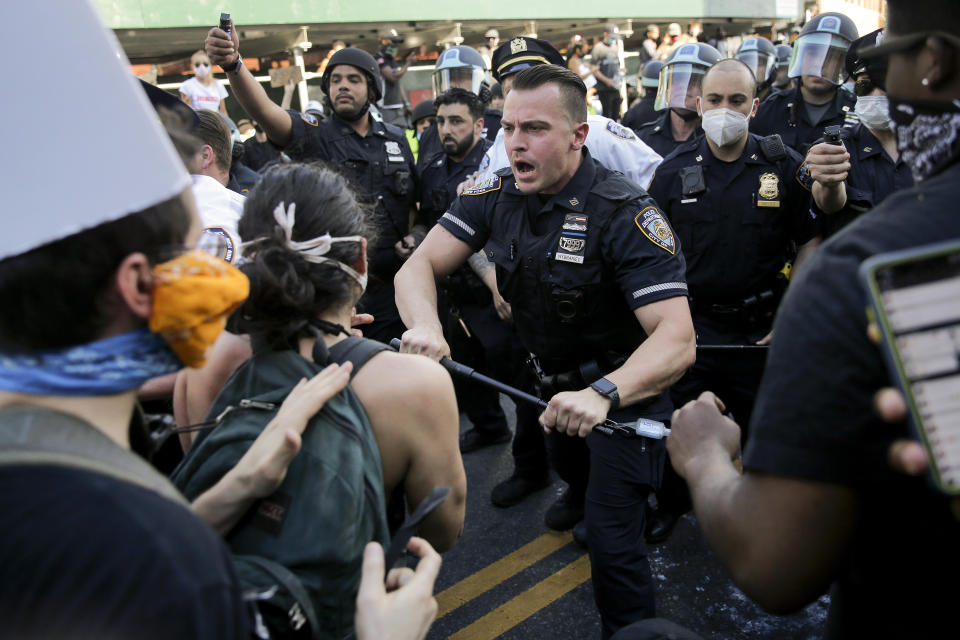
[463,175,502,196]
[200,227,237,263]
[796,161,814,192]
[634,207,676,255]
[606,120,637,140]
[300,112,319,126]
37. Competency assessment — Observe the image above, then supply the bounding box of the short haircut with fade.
[434,88,485,122]
[510,64,588,124]
[195,109,233,172]
[702,58,758,98]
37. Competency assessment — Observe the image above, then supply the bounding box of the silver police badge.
[510,37,527,54]
[634,207,676,254]
[559,237,585,252]
[555,214,588,264]
[385,141,402,155]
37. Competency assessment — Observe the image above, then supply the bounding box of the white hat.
[0,0,190,262]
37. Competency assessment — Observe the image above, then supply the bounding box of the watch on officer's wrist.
[590,377,620,412]
[221,52,242,73]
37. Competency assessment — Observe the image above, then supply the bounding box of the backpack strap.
[758,134,788,163]
[327,337,390,378]
[0,405,188,506]
[234,554,321,639]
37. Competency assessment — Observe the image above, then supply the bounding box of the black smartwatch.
[221,53,243,73]
[590,377,620,412]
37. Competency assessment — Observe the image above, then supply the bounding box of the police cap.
[491,36,565,83]
[321,47,383,102]
[846,29,888,90]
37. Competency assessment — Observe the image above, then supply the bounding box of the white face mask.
[194,63,211,79]
[700,108,749,147]
[855,95,893,131]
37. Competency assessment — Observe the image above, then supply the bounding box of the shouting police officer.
[751,12,860,155]
[395,64,695,638]
[637,42,722,159]
[205,20,417,344]
[646,58,817,543]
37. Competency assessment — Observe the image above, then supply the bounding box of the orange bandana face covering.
[148,250,249,367]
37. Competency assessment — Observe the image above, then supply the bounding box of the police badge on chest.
[556,214,587,264]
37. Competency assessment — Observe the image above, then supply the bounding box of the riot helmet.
[640,60,664,90]
[775,44,793,69]
[320,47,383,103]
[736,37,778,88]
[654,42,722,112]
[433,46,487,96]
[787,13,859,85]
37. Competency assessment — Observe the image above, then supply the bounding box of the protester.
[378,29,418,127]
[180,49,229,115]
[591,23,624,120]
[667,1,960,636]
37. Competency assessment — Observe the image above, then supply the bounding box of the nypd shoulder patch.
[634,207,676,255]
[606,120,636,140]
[300,113,319,126]
[463,175,502,196]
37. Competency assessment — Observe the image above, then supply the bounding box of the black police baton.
[388,339,669,440]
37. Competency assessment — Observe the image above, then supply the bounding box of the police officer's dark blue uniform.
[646,130,815,541]
[635,109,702,159]
[751,84,858,155]
[750,12,861,155]
[438,147,689,637]
[283,50,417,344]
[805,122,913,238]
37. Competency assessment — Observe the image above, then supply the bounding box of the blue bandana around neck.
[0,328,182,396]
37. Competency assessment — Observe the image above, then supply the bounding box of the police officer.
[396,64,695,638]
[772,44,795,92]
[646,59,817,543]
[736,36,779,101]
[621,60,662,131]
[802,29,914,239]
[472,37,662,527]
[636,43,722,159]
[205,21,417,344]
[406,100,436,163]
[418,88,514,453]
[479,37,662,190]
[418,46,499,169]
[750,12,860,155]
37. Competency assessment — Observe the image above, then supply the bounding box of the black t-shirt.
[0,466,249,640]
[743,161,960,638]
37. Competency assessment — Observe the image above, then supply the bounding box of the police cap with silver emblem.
[491,36,565,83]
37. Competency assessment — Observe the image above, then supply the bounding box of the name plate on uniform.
[757,200,780,208]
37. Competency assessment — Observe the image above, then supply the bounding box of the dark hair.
[0,196,192,353]
[510,64,588,123]
[235,163,372,348]
[702,58,758,98]
[434,88,485,121]
[195,110,233,173]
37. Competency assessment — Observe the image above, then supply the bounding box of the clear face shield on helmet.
[737,50,777,86]
[654,63,706,112]
[432,66,486,96]
[788,33,851,85]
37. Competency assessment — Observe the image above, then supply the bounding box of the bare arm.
[806,142,850,215]
[353,353,466,552]
[667,393,858,613]
[204,22,293,147]
[381,54,416,83]
[467,251,511,322]
[394,224,474,359]
[543,296,696,437]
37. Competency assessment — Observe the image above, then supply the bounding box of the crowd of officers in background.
[154,8,916,638]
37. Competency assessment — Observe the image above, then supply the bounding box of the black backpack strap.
[327,337,391,378]
[234,554,321,639]
[758,134,788,163]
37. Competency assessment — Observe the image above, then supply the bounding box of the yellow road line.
[448,553,592,640]
[436,531,573,619]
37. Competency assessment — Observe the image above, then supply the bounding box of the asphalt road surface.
[426,394,830,640]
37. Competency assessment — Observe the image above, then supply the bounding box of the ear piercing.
[921,78,930,86]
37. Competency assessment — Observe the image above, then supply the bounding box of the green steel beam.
[95,0,797,30]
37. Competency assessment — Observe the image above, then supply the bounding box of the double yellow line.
[435,531,592,640]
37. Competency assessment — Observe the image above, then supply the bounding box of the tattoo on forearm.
[468,251,494,276]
